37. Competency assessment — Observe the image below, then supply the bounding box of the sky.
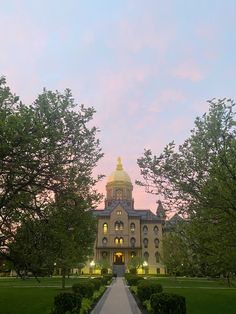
[1,0,236,212]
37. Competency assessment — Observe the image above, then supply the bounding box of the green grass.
[0,276,101,314]
[133,277,236,314]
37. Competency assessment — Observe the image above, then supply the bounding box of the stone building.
[89,158,166,276]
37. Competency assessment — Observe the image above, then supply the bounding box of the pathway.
[91,277,142,314]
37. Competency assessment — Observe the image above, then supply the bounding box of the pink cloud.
[172,61,205,81]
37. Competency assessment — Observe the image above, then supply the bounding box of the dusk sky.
[1,1,236,212]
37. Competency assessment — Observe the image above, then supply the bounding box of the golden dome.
[107,157,132,184]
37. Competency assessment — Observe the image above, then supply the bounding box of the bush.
[137,281,163,303]
[91,277,102,290]
[53,292,82,314]
[72,282,95,298]
[150,292,186,314]
[102,274,112,285]
[125,274,145,286]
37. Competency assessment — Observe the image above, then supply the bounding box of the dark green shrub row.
[91,277,103,290]
[52,292,82,314]
[125,274,145,286]
[137,281,163,303]
[150,292,186,314]
[102,274,113,285]
[72,282,95,298]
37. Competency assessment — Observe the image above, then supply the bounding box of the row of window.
[103,222,159,234]
[101,251,161,263]
[102,237,159,248]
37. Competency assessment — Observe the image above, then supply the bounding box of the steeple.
[156,200,166,219]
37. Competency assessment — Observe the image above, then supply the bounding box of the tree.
[0,76,103,257]
[9,193,97,288]
[137,99,236,279]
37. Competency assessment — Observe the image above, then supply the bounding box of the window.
[154,225,159,235]
[102,251,108,258]
[143,238,148,248]
[156,268,160,274]
[130,223,135,232]
[115,220,124,231]
[102,237,108,245]
[116,210,122,215]
[103,223,108,234]
[143,225,148,234]
[130,237,136,248]
[144,252,149,261]
[116,189,123,200]
[114,237,123,245]
[155,252,160,263]
[154,238,159,248]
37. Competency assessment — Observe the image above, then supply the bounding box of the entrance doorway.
[113,252,124,265]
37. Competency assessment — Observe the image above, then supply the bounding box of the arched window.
[130,223,135,232]
[114,237,123,245]
[130,237,136,248]
[155,252,160,263]
[120,237,124,245]
[154,238,159,248]
[102,251,108,259]
[116,189,123,200]
[143,238,148,248]
[103,223,108,234]
[144,252,149,261]
[115,221,124,231]
[114,237,119,245]
[102,237,108,245]
[143,225,148,234]
[116,210,122,215]
[153,225,159,235]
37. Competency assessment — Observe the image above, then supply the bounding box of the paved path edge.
[90,279,115,314]
[123,278,142,314]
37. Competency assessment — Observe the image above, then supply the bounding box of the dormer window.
[117,210,122,215]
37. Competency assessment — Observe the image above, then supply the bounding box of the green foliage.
[0,76,103,261]
[101,274,112,285]
[91,277,102,290]
[128,256,144,273]
[125,274,145,286]
[72,282,95,298]
[150,292,186,314]
[137,99,236,278]
[52,292,82,314]
[137,280,163,303]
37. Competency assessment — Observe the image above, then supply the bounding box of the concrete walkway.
[91,277,142,314]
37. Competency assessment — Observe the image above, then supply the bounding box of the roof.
[91,200,164,222]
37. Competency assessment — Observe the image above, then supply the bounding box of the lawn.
[136,277,236,314]
[0,276,97,314]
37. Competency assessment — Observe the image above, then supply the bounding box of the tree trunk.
[61,268,66,289]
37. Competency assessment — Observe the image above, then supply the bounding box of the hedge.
[150,292,186,314]
[72,282,95,298]
[52,292,82,314]
[137,281,163,303]
[125,274,145,286]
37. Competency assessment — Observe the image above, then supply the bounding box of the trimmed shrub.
[53,292,82,314]
[91,277,103,290]
[150,292,186,314]
[137,281,163,303]
[126,274,145,286]
[102,274,112,285]
[72,282,95,298]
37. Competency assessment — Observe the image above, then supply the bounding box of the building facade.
[90,158,166,275]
